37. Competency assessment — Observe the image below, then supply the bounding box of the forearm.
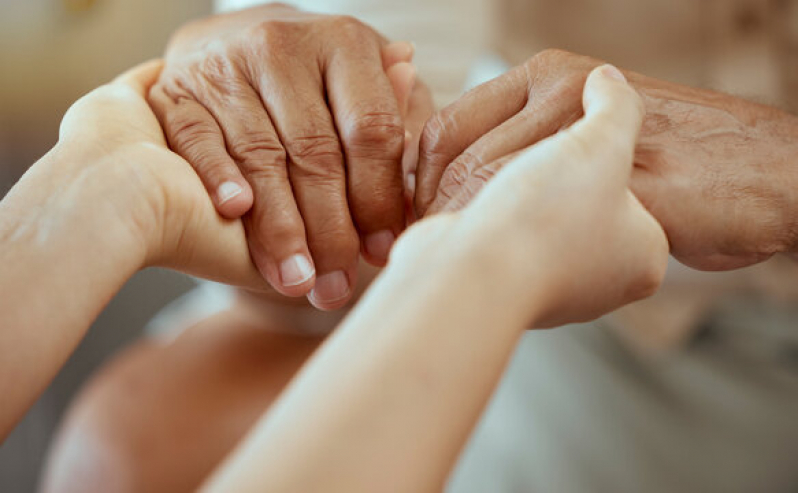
[0,145,146,437]
[204,245,536,492]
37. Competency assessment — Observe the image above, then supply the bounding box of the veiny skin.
[149,3,434,309]
[416,49,798,271]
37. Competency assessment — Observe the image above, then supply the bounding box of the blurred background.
[2,0,798,491]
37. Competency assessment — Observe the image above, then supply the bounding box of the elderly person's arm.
[202,66,668,492]
[416,49,798,272]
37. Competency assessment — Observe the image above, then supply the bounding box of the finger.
[381,41,415,69]
[385,62,416,118]
[568,64,645,176]
[112,59,164,96]
[462,65,642,220]
[622,190,669,301]
[427,97,583,217]
[195,76,316,297]
[415,65,529,216]
[430,150,522,215]
[148,83,254,218]
[257,62,360,310]
[325,38,406,266]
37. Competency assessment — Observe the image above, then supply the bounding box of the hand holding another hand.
[394,66,668,327]
[417,49,798,271]
[149,3,434,309]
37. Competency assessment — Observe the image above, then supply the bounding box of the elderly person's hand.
[392,65,668,328]
[149,3,434,309]
[203,66,668,493]
[415,49,798,271]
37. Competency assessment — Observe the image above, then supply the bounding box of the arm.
[203,66,668,492]
[0,61,271,439]
[415,49,798,271]
[0,146,147,438]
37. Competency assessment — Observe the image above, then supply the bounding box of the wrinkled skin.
[149,3,434,310]
[416,49,798,271]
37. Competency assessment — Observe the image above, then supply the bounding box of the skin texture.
[200,66,667,492]
[416,49,798,271]
[0,61,284,437]
[149,3,435,309]
[8,63,666,492]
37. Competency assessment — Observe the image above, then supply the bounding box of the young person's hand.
[149,3,435,308]
[54,60,270,291]
[201,65,668,493]
[416,49,798,271]
[396,64,669,327]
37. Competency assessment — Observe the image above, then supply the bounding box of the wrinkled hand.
[416,49,798,271]
[149,3,434,309]
[59,61,270,291]
[394,66,668,327]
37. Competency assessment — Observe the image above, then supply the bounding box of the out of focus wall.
[0,1,211,491]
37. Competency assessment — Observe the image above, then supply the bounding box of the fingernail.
[308,271,350,307]
[365,230,396,260]
[280,254,314,287]
[406,172,416,195]
[217,181,243,204]
[600,64,627,83]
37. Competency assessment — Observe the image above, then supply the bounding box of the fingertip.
[307,269,354,311]
[113,59,165,95]
[382,41,415,68]
[215,180,254,218]
[386,62,416,117]
[362,229,397,266]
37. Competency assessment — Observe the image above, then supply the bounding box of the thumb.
[567,64,644,177]
[112,59,165,97]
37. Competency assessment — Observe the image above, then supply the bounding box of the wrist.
[43,142,158,270]
[387,218,548,330]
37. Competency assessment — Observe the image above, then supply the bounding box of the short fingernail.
[599,64,627,83]
[280,254,314,287]
[217,181,243,204]
[365,230,396,261]
[406,172,416,195]
[308,271,350,307]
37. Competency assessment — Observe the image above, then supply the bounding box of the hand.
[149,3,434,309]
[57,60,271,291]
[394,66,668,327]
[415,49,798,271]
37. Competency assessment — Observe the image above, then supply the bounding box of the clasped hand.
[57,50,666,329]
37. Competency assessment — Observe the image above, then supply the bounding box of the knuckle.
[330,15,370,39]
[534,48,572,65]
[437,160,471,201]
[250,18,292,45]
[344,108,404,155]
[244,164,290,186]
[229,134,286,168]
[307,216,359,256]
[197,51,238,86]
[419,112,452,162]
[167,114,218,157]
[251,207,302,245]
[287,134,345,179]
